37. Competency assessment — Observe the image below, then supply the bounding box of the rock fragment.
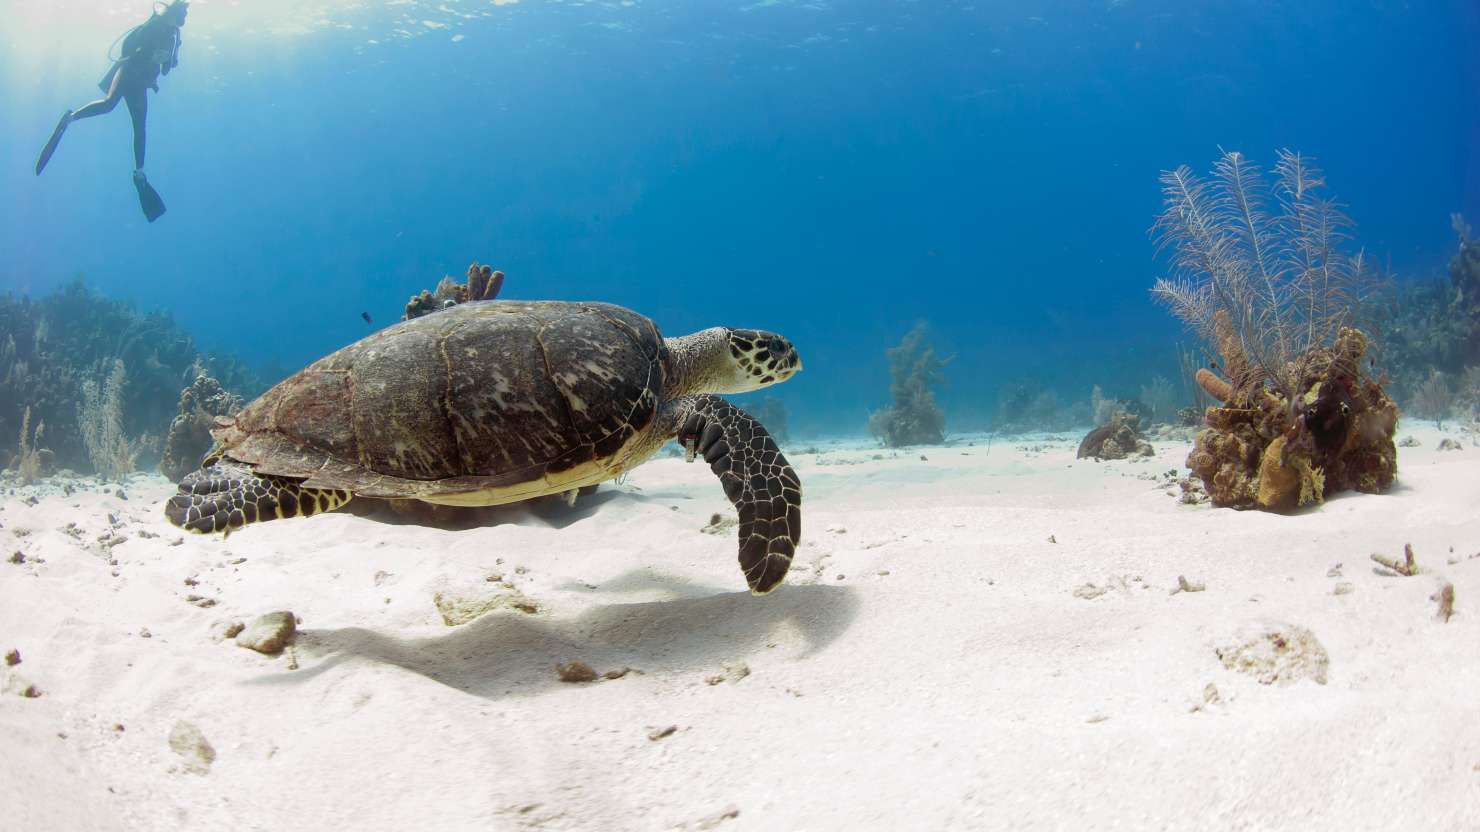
[705,662,750,686]
[556,661,598,683]
[1170,575,1206,595]
[1432,581,1455,623]
[168,721,216,774]
[235,611,296,654]
[211,620,245,642]
[4,675,41,698]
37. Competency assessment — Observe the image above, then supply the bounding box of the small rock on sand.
[211,620,245,642]
[235,611,296,654]
[701,513,738,535]
[4,674,41,698]
[4,648,18,666]
[705,662,750,686]
[1432,581,1455,623]
[556,661,598,683]
[694,805,741,830]
[168,721,216,775]
[1073,583,1109,600]
[1170,575,1206,595]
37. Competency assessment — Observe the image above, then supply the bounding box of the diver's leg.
[37,66,126,174]
[124,85,147,170]
[35,110,74,175]
[73,68,125,120]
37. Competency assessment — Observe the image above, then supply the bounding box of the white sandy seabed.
[1,424,1478,831]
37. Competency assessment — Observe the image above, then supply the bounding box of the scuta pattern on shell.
[199,301,665,498]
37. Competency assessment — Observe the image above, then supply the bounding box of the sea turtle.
[164,300,803,594]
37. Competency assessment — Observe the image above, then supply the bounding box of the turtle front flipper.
[670,395,801,595]
[165,460,353,534]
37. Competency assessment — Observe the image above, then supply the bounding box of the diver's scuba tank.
[97,4,181,91]
[97,10,157,91]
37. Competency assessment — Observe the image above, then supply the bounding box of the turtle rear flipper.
[673,395,801,595]
[165,461,352,534]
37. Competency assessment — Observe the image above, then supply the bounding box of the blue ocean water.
[5,0,1478,436]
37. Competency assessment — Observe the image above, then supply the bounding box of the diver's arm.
[162,30,180,75]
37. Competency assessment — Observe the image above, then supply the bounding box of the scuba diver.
[34,0,189,222]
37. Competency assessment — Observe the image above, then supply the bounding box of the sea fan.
[1151,149,1372,402]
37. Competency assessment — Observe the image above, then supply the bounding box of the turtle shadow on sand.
[263,584,858,701]
[342,487,630,532]
[555,567,729,600]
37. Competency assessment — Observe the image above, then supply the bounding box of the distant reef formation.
[1150,149,1397,512]
[748,396,790,442]
[869,322,949,447]
[405,262,505,320]
[1,280,265,480]
[1369,214,1480,409]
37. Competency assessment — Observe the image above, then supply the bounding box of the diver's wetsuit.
[72,15,181,169]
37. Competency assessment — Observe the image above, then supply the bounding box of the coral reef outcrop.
[405,262,505,320]
[161,370,245,482]
[1,280,265,476]
[1076,410,1154,460]
[1151,149,1397,511]
[1185,319,1397,511]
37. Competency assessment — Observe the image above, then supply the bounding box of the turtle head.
[665,326,802,396]
[724,328,802,392]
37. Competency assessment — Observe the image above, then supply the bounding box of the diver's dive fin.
[35,110,72,176]
[133,170,167,222]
